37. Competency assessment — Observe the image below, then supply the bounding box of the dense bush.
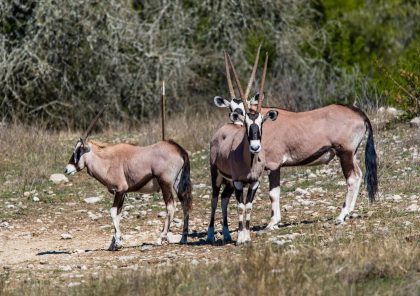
[309,0,420,115]
[0,0,418,128]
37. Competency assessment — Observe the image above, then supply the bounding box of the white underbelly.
[138,178,160,193]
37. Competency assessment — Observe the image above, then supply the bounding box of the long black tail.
[168,140,192,211]
[364,118,378,202]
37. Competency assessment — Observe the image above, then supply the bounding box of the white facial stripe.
[250,140,261,147]
[230,101,244,112]
[245,114,263,135]
[65,164,77,175]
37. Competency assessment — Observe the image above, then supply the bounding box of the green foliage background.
[0,0,418,128]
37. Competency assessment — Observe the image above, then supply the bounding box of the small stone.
[0,221,10,228]
[32,196,40,202]
[272,239,292,246]
[327,206,337,211]
[6,204,15,209]
[167,232,182,244]
[84,196,102,204]
[406,204,419,213]
[191,259,199,265]
[61,233,73,240]
[308,173,317,178]
[300,199,314,206]
[60,265,72,271]
[386,107,399,117]
[68,282,81,287]
[402,221,412,227]
[409,117,420,127]
[146,220,160,226]
[23,191,31,197]
[158,211,167,218]
[87,211,102,221]
[173,218,182,223]
[49,174,69,184]
[386,194,403,202]
[295,188,309,196]
[141,244,153,251]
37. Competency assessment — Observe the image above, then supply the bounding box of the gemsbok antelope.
[214,46,378,231]
[208,52,279,244]
[64,107,192,250]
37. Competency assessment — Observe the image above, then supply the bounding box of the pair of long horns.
[81,106,106,141]
[224,44,268,113]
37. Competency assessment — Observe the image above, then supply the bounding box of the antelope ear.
[263,110,278,122]
[214,96,230,108]
[249,93,259,105]
[229,112,244,123]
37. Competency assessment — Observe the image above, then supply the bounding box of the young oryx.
[64,109,192,250]
[208,53,279,244]
[214,46,378,230]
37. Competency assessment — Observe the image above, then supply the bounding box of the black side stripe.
[293,146,333,166]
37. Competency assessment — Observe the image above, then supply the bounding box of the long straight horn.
[244,43,261,100]
[161,80,166,141]
[82,106,106,141]
[224,51,236,99]
[257,53,268,113]
[227,54,248,113]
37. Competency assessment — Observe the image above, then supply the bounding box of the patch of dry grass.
[2,237,419,296]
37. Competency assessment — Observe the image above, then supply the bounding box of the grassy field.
[0,115,419,295]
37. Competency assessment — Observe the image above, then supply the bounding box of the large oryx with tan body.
[213,46,378,233]
[208,52,279,244]
[64,107,192,250]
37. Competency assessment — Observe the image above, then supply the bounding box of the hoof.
[264,222,280,231]
[244,230,251,242]
[207,227,215,244]
[222,227,232,243]
[180,235,188,244]
[108,236,123,251]
[236,230,248,245]
[335,215,347,225]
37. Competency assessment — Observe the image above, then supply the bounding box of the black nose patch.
[234,108,244,116]
[249,123,260,140]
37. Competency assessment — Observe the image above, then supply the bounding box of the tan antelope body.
[212,46,378,238]
[65,110,192,250]
[256,104,376,228]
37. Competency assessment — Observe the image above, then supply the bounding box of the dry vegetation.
[0,115,419,295]
[4,0,407,128]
